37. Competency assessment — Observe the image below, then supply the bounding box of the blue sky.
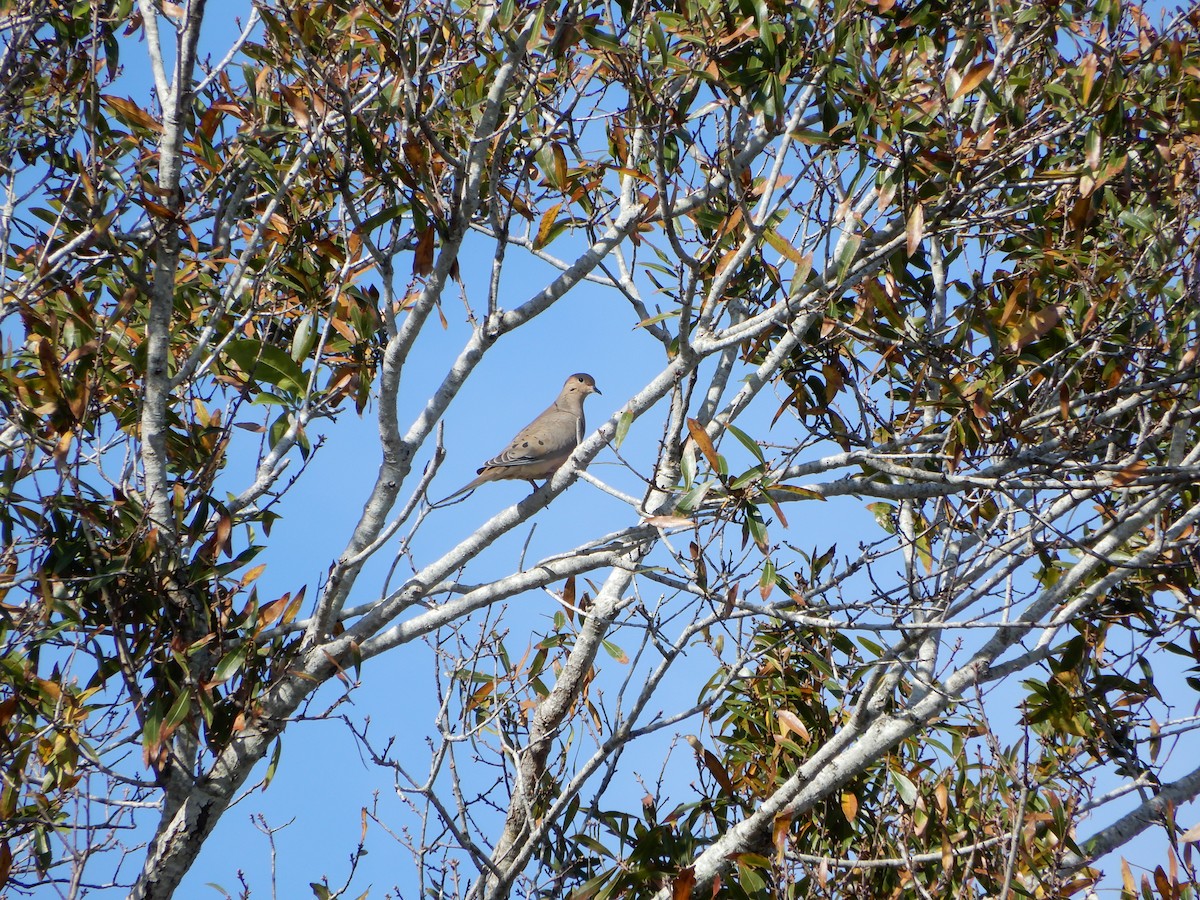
[15,1,1199,896]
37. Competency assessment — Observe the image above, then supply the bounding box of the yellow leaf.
[840,792,859,821]
[240,563,267,587]
[763,229,807,265]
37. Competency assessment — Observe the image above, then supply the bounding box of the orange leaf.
[686,418,721,473]
[465,679,496,713]
[240,563,267,587]
[258,592,293,629]
[103,95,162,133]
[53,430,74,465]
[772,811,793,860]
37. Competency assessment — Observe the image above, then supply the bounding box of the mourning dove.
[440,373,601,502]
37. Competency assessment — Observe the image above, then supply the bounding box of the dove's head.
[563,373,601,399]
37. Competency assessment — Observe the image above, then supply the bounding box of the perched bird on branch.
[438,373,601,503]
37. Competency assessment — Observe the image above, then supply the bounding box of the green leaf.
[891,770,918,806]
[759,558,776,600]
[356,204,407,234]
[680,441,696,489]
[867,502,896,534]
[614,409,633,450]
[601,640,628,664]
[729,463,767,490]
[225,340,308,396]
[835,232,862,283]
[725,423,764,463]
[634,310,678,328]
[290,313,317,363]
[771,484,825,501]
[212,644,248,685]
[163,691,191,733]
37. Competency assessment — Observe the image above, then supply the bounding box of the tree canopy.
[3,0,1200,897]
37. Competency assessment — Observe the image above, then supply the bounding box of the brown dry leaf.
[934,780,949,815]
[1112,459,1148,487]
[1178,822,1200,844]
[643,515,695,529]
[701,748,737,797]
[258,592,294,629]
[534,201,562,249]
[413,226,435,276]
[672,867,696,900]
[549,142,568,188]
[952,59,994,99]
[776,709,810,741]
[906,202,924,257]
[281,85,309,128]
[1007,304,1063,352]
